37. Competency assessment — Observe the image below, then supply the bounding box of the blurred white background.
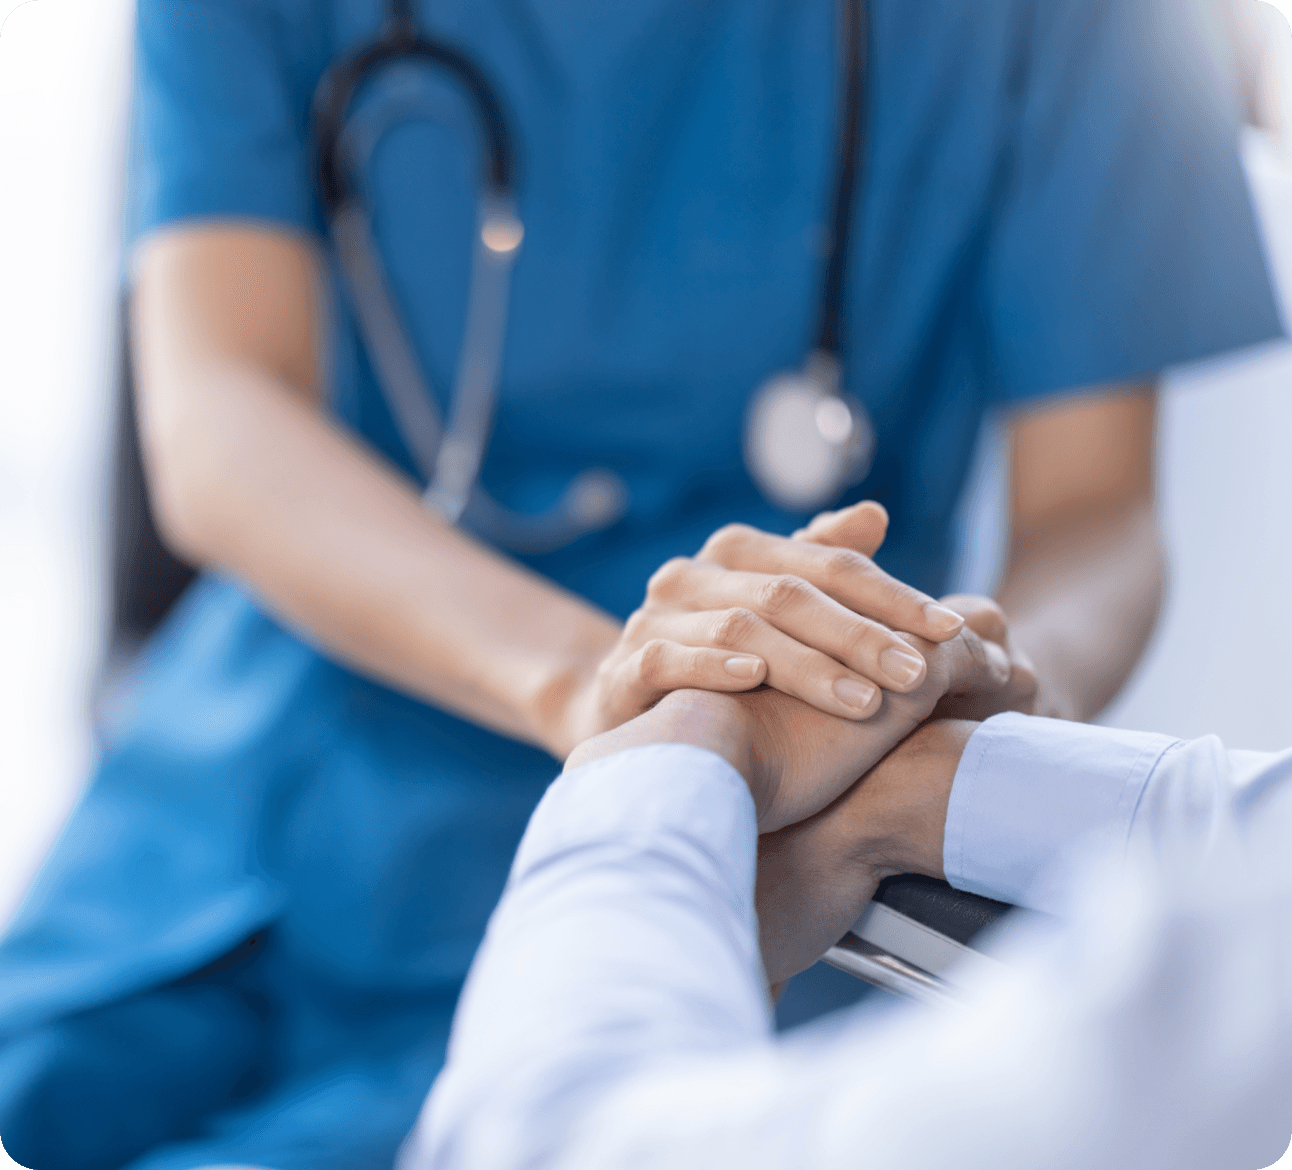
[951,127,1292,752]
[1,0,131,928]
[0,3,1290,1164]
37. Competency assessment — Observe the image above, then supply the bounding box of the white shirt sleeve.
[402,732,1292,1170]
[943,711,1292,915]
[399,744,772,1170]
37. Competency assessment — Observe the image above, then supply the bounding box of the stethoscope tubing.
[315,16,515,212]
[314,0,869,548]
[816,0,867,359]
[316,9,546,530]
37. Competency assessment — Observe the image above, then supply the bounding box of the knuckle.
[824,546,928,617]
[840,618,883,662]
[622,609,652,643]
[636,638,672,683]
[756,574,811,618]
[877,576,929,620]
[978,596,1006,620]
[646,556,691,599]
[983,606,1010,639]
[954,629,994,682]
[712,607,760,648]
[594,653,620,689]
[823,547,869,579]
[700,523,753,561]
[1012,660,1038,692]
[946,592,1003,618]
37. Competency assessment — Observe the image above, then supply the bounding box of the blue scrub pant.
[0,977,266,1170]
[0,938,446,1170]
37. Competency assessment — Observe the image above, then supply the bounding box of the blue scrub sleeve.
[128,0,329,243]
[982,0,1284,401]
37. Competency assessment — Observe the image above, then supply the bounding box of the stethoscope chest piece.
[744,350,876,514]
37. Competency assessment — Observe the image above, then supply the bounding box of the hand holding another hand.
[756,719,976,984]
[566,619,1007,833]
[565,673,991,985]
[562,506,1036,987]
[737,622,1007,832]
[546,502,969,756]
[933,593,1038,720]
[746,590,1037,982]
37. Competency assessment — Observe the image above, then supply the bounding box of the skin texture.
[998,386,1163,722]
[565,623,1004,838]
[132,224,1162,756]
[755,718,974,983]
[536,503,971,747]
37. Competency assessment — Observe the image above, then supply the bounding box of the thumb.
[793,500,889,558]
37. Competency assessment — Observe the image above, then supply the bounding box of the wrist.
[856,719,977,880]
[563,688,756,791]
[641,690,758,794]
[526,616,622,757]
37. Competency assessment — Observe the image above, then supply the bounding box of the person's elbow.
[129,224,325,566]
[134,362,244,566]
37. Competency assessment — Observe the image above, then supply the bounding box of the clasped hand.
[547,503,983,755]
[566,641,996,984]
[566,501,1039,985]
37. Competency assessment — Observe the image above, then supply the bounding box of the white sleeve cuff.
[943,712,1180,914]
[513,743,757,894]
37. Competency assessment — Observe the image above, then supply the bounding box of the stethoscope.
[313,0,875,554]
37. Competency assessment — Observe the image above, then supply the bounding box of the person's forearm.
[139,358,619,754]
[409,711,1292,1170]
[996,498,1164,722]
[403,741,771,1170]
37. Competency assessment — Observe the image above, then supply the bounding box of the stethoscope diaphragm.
[744,350,876,514]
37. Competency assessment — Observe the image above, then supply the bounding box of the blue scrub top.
[0,1,1281,1167]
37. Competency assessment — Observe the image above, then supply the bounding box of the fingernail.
[880,648,924,687]
[724,656,762,680]
[923,603,965,635]
[833,677,877,710]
